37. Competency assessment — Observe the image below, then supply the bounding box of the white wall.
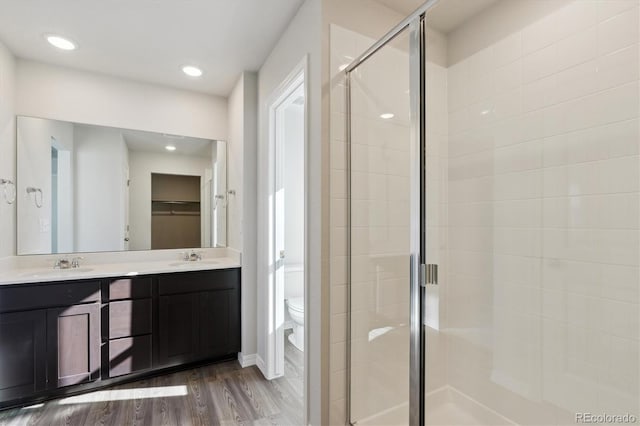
[74,125,127,252]
[0,41,15,258]
[445,1,640,423]
[15,59,228,141]
[226,72,259,364]
[16,117,73,254]
[257,0,324,423]
[284,105,305,269]
[128,150,212,251]
[52,129,75,254]
[213,140,227,247]
[227,77,244,252]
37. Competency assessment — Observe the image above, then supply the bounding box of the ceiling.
[0,0,305,96]
[376,0,499,34]
[120,128,213,157]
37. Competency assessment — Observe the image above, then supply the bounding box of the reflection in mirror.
[16,116,227,255]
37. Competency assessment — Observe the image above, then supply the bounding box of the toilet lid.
[288,297,304,311]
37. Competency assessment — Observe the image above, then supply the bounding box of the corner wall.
[0,41,15,258]
[257,0,325,423]
[227,72,259,367]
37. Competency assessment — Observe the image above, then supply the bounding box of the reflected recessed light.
[182,65,203,77]
[380,113,394,119]
[165,145,176,151]
[481,109,491,115]
[46,35,76,51]
[339,64,349,71]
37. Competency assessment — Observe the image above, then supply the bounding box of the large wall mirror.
[16,116,228,255]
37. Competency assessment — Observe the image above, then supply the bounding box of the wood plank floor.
[0,337,304,426]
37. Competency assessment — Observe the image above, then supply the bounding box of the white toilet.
[286,297,304,351]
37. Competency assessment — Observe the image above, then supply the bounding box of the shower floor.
[424,386,516,426]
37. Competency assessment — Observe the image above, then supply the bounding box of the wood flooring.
[0,336,304,426]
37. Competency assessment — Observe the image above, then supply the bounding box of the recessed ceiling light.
[165,145,176,152]
[46,35,76,51]
[380,113,394,119]
[182,65,203,77]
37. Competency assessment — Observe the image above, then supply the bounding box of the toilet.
[286,297,304,351]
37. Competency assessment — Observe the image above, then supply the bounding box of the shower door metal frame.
[344,1,437,424]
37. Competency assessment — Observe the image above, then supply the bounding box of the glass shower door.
[347,21,424,425]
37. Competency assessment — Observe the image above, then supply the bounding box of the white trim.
[237,352,257,368]
[261,55,309,425]
[256,354,279,380]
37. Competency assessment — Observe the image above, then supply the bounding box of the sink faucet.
[54,258,71,269]
[54,257,83,269]
[182,251,202,262]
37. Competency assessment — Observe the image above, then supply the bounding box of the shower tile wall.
[328,1,639,424]
[446,0,639,423]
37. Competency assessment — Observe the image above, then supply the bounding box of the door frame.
[263,55,309,421]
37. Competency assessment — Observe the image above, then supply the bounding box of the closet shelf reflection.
[151,210,201,216]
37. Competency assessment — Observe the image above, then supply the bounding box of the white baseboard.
[237,352,257,368]
[256,355,282,380]
[256,354,268,377]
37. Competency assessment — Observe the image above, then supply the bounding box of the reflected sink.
[20,267,94,278]
[168,260,219,268]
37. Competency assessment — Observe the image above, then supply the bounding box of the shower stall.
[340,0,640,424]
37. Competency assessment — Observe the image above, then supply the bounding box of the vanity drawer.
[108,335,152,377]
[0,281,100,313]
[109,299,152,339]
[108,277,152,301]
[158,269,240,295]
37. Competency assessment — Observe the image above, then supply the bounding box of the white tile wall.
[329,1,639,424]
[446,1,640,424]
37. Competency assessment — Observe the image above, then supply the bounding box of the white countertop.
[0,248,241,286]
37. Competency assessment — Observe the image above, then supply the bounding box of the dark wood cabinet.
[158,293,199,367]
[47,304,101,388]
[0,267,240,409]
[198,289,239,359]
[157,269,241,368]
[108,335,152,378]
[0,310,47,400]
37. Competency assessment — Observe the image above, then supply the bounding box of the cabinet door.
[157,294,198,367]
[198,289,240,358]
[0,310,46,401]
[47,304,100,388]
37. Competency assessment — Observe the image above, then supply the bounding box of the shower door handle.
[421,264,438,285]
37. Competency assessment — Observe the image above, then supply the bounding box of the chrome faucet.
[182,251,202,262]
[54,257,83,269]
[54,258,71,269]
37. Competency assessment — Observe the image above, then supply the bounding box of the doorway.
[264,58,308,424]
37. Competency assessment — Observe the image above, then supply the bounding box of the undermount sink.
[168,260,219,268]
[20,267,94,278]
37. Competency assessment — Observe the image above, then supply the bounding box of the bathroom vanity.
[0,258,240,409]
